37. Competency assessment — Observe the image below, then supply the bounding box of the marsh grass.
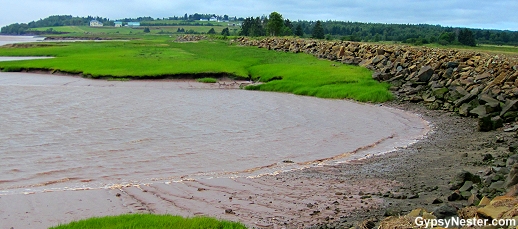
[29,24,228,36]
[1,66,22,72]
[0,36,392,102]
[49,214,247,229]
[423,43,518,57]
[196,77,218,83]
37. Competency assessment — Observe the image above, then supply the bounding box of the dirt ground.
[292,101,517,228]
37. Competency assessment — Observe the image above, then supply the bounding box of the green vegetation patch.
[196,77,218,83]
[424,43,518,57]
[0,36,392,102]
[49,214,247,229]
[28,25,231,37]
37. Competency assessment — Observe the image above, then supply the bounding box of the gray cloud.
[1,0,516,30]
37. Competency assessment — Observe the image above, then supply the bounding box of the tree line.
[239,12,518,46]
[1,15,114,35]
[2,13,517,46]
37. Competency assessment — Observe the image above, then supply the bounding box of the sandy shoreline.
[1,98,509,229]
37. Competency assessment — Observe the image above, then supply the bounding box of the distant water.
[0,35,45,46]
[0,37,429,195]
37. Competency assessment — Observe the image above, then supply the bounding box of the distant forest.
[1,15,114,34]
[1,14,517,46]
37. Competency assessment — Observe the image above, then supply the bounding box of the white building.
[127,22,140,27]
[89,20,103,27]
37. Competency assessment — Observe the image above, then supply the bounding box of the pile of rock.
[446,142,518,202]
[377,196,518,229]
[236,37,518,131]
[175,35,208,42]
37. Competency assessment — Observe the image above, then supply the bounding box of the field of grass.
[0,36,392,102]
[29,24,240,36]
[49,214,247,229]
[423,43,518,57]
[29,26,179,35]
[141,19,230,27]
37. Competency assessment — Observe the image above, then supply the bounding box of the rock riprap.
[236,37,518,131]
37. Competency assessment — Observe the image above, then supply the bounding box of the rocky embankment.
[236,37,518,132]
[233,37,518,228]
[173,35,518,228]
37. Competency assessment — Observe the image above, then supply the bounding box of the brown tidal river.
[0,37,429,195]
[0,72,428,195]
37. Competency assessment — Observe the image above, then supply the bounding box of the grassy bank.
[196,77,218,83]
[29,25,233,36]
[0,36,392,102]
[49,214,247,229]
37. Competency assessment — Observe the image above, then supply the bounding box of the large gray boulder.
[416,66,434,82]
[450,170,481,190]
[469,105,489,118]
[479,93,500,108]
[371,55,386,65]
[501,100,518,117]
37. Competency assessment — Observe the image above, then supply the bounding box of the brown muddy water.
[0,72,428,195]
[0,37,429,196]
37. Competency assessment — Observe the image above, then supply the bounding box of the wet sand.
[1,100,504,229]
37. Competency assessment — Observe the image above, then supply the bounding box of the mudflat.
[1,96,507,228]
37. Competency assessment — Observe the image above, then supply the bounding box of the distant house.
[127,22,140,27]
[209,16,218,22]
[89,20,103,27]
[114,21,123,27]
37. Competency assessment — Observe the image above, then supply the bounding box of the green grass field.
[49,214,247,229]
[0,36,392,102]
[29,24,239,36]
[141,19,229,26]
[423,43,518,57]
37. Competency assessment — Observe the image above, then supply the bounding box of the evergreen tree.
[143,27,150,33]
[221,28,230,36]
[239,17,252,36]
[458,29,476,46]
[249,17,265,36]
[207,28,216,34]
[294,24,304,37]
[239,17,265,36]
[283,19,293,36]
[312,21,325,39]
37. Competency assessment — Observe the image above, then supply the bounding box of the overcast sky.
[1,0,516,31]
